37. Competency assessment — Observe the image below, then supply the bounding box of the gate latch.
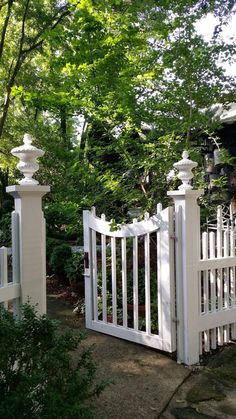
[84,252,89,269]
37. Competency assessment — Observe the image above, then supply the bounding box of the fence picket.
[224,325,230,343]
[230,223,235,311]
[233,221,236,338]
[209,232,216,314]
[218,326,224,346]
[224,227,230,309]
[202,232,208,314]
[202,233,210,352]
[0,247,8,288]
[111,236,117,325]
[217,206,223,258]
[230,223,235,257]
[199,332,203,356]
[211,328,217,350]
[144,212,151,335]
[204,330,210,352]
[121,238,127,328]
[0,247,8,309]
[133,219,138,331]
[231,321,236,340]
[92,229,98,322]
[209,232,217,351]
[216,207,223,315]
[101,214,107,323]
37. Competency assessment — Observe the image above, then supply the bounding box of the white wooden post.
[6,134,50,315]
[168,151,203,365]
[83,209,93,328]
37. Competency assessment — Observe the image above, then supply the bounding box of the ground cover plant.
[0,304,106,419]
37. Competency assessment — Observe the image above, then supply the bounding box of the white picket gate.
[83,205,176,353]
[83,151,236,365]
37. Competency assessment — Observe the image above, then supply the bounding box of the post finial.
[173,150,198,191]
[11,134,44,185]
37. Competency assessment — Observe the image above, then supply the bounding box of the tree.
[0,0,236,220]
[0,0,78,141]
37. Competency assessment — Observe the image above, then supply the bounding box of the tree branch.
[0,0,30,136]
[0,0,14,62]
[0,1,79,136]
[22,4,72,55]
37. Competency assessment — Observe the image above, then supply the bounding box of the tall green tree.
[0,0,235,219]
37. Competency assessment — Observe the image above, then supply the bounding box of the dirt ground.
[47,294,236,419]
[47,295,189,419]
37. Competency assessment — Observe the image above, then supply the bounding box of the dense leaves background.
[0,0,236,245]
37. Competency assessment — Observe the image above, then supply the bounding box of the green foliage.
[0,213,11,247]
[0,0,235,226]
[46,237,66,261]
[65,252,84,283]
[126,268,157,306]
[44,202,82,241]
[0,304,106,419]
[49,243,72,280]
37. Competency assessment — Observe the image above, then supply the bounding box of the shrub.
[49,243,72,282]
[0,213,11,247]
[0,305,106,419]
[44,202,82,242]
[46,237,66,262]
[65,252,84,283]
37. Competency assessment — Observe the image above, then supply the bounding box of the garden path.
[47,295,236,419]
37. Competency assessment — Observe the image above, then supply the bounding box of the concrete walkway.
[47,296,236,419]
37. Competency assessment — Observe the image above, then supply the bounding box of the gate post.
[168,151,203,365]
[6,134,50,315]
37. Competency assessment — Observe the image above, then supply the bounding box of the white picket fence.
[0,212,20,315]
[0,247,20,314]
[197,206,236,355]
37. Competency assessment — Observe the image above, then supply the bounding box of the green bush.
[44,202,82,242]
[0,305,106,419]
[65,252,84,283]
[49,243,72,281]
[0,213,11,247]
[46,237,66,262]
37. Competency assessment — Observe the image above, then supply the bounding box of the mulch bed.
[46,276,79,306]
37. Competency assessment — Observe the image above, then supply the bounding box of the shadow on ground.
[47,295,236,419]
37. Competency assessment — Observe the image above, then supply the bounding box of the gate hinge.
[172,317,179,325]
[170,235,177,241]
